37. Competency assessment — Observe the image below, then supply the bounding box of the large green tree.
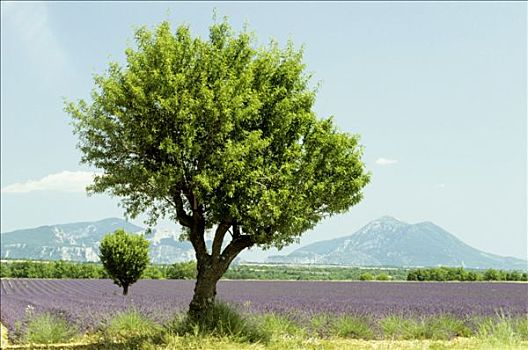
[67,19,370,319]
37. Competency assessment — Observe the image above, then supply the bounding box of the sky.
[1,2,526,261]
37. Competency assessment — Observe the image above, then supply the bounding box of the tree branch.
[187,190,208,261]
[220,235,254,270]
[212,222,231,262]
[232,224,240,239]
[172,192,193,227]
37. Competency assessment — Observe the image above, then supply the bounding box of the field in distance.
[1,279,527,349]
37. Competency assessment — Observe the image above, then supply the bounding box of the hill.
[0,218,194,264]
[268,216,527,270]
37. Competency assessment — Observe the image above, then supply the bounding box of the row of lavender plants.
[2,279,527,338]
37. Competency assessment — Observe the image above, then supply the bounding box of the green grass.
[5,303,528,349]
[423,315,472,340]
[329,315,374,339]
[102,309,162,343]
[5,336,527,349]
[1,322,9,348]
[380,315,474,341]
[476,314,523,348]
[259,314,306,339]
[380,315,426,340]
[168,302,269,343]
[513,317,528,340]
[22,313,78,344]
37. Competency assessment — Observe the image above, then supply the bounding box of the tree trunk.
[185,211,254,321]
[188,261,221,320]
[123,284,129,296]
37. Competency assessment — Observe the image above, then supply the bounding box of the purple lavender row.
[1,279,527,333]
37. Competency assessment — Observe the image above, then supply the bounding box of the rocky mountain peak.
[1,218,194,264]
[268,217,527,270]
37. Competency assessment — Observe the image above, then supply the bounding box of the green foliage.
[99,229,150,295]
[506,271,522,281]
[96,335,528,350]
[4,260,525,283]
[1,260,410,280]
[330,315,374,339]
[66,17,370,251]
[407,266,526,282]
[423,316,472,340]
[381,315,473,341]
[381,316,425,340]
[513,317,528,341]
[166,261,197,279]
[375,273,391,281]
[308,314,332,337]
[259,314,306,339]
[103,310,162,342]
[465,271,479,281]
[477,315,522,347]
[359,272,373,281]
[169,302,268,343]
[7,307,528,346]
[0,260,107,279]
[23,313,78,344]
[1,322,8,348]
[225,264,408,281]
[142,266,166,279]
[67,16,371,319]
[483,269,503,281]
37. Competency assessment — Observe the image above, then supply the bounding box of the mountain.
[268,216,527,270]
[3,216,526,269]
[0,218,195,264]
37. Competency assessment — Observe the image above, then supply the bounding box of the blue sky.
[1,2,526,260]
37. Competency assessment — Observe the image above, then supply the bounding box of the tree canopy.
[67,18,370,317]
[99,229,150,295]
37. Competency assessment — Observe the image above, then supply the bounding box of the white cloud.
[375,158,398,166]
[1,171,100,194]
[433,183,446,189]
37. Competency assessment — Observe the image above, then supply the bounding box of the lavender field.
[1,279,527,333]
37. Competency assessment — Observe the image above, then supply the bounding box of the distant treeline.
[224,264,408,281]
[0,260,408,280]
[1,260,525,281]
[0,260,195,280]
[406,267,527,281]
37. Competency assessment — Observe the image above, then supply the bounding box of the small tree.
[375,273,391,281]
[68,19,370,319]
[465,271,479,281]
[166,261,197,280]
[483,268,500,281]
[506,271,521,281]
[359,272,373,281]
[99,229,150,295]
